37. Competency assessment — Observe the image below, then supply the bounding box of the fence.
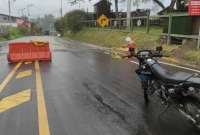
[83,13,200,49]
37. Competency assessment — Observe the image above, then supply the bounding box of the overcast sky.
[0,0,170,18]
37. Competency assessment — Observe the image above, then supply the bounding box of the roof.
[0,13,21,19]
[94,0,111,6]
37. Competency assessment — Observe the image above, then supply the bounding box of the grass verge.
[65,28,200,67]
[0,37,7,41]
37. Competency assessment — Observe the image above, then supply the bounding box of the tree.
[68,0,83,5]
[54,18,65,35]
[31,23,42,35]
[152,0,165,9]
[55,10,86,34]
[64,10,86,33]
[132,0,188,11]
[36,14,55,32]
[69,0,119,15]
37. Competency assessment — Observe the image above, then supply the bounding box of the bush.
[64,10,86,33]
[8,27,22,39]
[55,10,86,34]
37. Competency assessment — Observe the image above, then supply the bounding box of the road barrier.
[7,41,52,63]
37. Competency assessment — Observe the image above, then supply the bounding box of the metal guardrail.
[83,13,200,49]
[161,33,198,39]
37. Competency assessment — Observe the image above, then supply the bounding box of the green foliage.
[64,28,127,47]
[55,18,65,35]
[8,27,22,39]
[0,36,6,41]
[31,23,42,35]
[0,27,30,40]
[55,10,86,34]
[64,27,161,48]
[65,28,200,66]
[37,14,55,32]
[183,51,200,65]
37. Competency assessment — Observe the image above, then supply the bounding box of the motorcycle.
[135,47,200,129]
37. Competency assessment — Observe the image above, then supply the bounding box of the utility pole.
[8,0,11,24]
[20,8,26,17]
[60,0,64,36]
[8,0,17,25]
[27,4,33,21]
[60,0,63,17]
[197,27,200,49]
[127,0,131,31]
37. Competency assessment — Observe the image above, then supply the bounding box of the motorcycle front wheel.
[141,80,149,104]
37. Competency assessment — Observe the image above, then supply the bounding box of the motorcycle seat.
[150,63,194,83]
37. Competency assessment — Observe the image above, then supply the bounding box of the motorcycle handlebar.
[134,50,170,59]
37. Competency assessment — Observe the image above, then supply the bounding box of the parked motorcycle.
[135,47,200,129]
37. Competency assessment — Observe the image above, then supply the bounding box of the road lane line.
[16,70,32,79]
[0,62,22,93]
[0,89,31,113]
[130,60,200,73]
[35,61,51,135]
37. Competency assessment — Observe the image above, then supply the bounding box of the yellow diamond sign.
[97,14,109,27]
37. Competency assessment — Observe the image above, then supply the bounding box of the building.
[193,17,200,34]
[94,0,113,18]
[158,0,200,35]
[0,13,31,28]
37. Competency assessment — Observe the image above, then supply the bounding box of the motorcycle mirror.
[156,46,163,52]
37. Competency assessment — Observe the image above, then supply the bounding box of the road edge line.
[35,61,51,135]
[130,60,200,73]
[158,61,200,73]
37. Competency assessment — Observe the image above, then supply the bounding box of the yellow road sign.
[97,14,109,27]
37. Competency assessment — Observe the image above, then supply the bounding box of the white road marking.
[130,60,200,73]
[158,61,200,73]
[130,61,139,65]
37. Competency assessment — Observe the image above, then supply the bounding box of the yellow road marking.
[0,89,31,113]
[35,61,51,135]
[25,62,32,65]
[0,62,22,93]
[16,70,32,79]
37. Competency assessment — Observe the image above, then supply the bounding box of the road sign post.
[167,14,172,45]
[198,27,200,49]
[127,0,131,32]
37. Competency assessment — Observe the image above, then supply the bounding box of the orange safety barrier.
[7,41,52,63]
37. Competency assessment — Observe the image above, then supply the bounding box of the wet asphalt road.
[0,36,199,135]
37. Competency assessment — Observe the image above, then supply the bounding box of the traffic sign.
[97,14,109,27]
[189,0,200,16]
